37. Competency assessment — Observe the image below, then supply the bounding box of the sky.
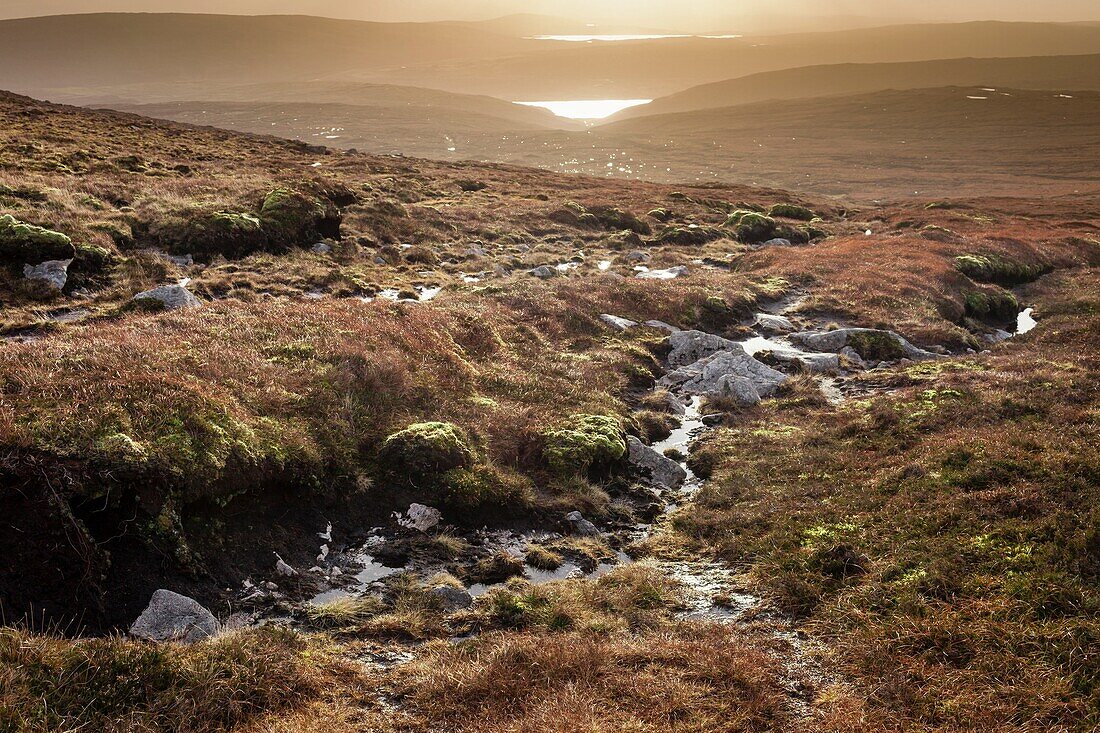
[0,0,1097,27]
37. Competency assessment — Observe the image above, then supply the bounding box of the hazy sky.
[0,0,1097,26]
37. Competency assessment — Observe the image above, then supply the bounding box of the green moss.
[768,203,816,221]
[588,205,651,235]
[956,254,1051,286]
[377,422,476,479]
[542,414,627,475]
[260,188,341,248]
[655,225,724,246]
[725,211,777,243]
[847,331,907,361]
[964,289,1019,322]
[0,214,75,266]
[438,464,534,512]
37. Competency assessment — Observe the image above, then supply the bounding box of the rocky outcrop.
[23,259,71,291]
[132,284,201,310]
[667,330,741,367]
[790,328,943,362]
[129,589,219,644]
[660,348,788,404]
[627,436,687,490]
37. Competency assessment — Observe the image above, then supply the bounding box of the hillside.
[611,53,1100,120]
[0,88,1098,731]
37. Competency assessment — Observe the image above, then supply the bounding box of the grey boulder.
[129,589,219,644]
[599,314,638,331]
[790,328,943,362]
[132,284,201,310]
[565,511,600,537]
[667,329,742,367]
[529,265,557,279]
[430,585,474,612]
[752,313,795,334]
[627,436,687,490]
[660,348,787,403]
[23,259,72,291]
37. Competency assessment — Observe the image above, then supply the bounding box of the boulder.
[644,320,680,334]
[660,348,788,403]
[565,511,600,537]
[624,250,651,263]
[637,266,688,280]
[129,589,219,644]
[762,238,792,247]
[131,284,201,310]
[275,554,298,577]
[23,259,72,291]
[790,328,943,362]
[667,330,741,367]
[529,265,557,279]
[599,314,638,331]
[752,313,795,333]
[430,585,474,612]
[753,341,840,374]
[627,436,687,490]
[395,503,443,532]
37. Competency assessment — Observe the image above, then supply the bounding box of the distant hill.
[6,15,1100,102]
[374,20,1100,98]
[611,54,1100,120]
[0,13,544,98]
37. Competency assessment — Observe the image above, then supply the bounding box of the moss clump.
[768,203,816,221]
[955,254,1051,286]
[725,211,777,243]
[438,464,534,513]
[588,206,652,235]
[378,422,476,480]
[0,214,75,266]
[964,289,1020,322]
[542,414,627,475]
[259,188,339,247]
[846,331,907,361]
[655,226,724,246]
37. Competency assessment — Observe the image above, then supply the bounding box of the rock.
[311,241,333,254]
[660,348,788,402]
[132,284,201,311]
[754,342,840,374]
[838,346,867,369]
[753,313,795,333]
[430,585,474,612]
[274,554,297,577]
[23,258,71,291]
[644,319,680,334]
[983,329,1013,344]
[627,436,687,490]
[565,511,600,537]
[529,265,557,279]
[790,328,943,362]
[667,330,741,367]
[165,253,194,267]
[624,250,651,263]
[395,503,442,533]
[129,589,219,644]
[599,314,638,331]
[762,238,792,247]
[666,394,687,415]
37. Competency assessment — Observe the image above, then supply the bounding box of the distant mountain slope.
[611,54,1100,120]
[0,13,543,97]
[376,21,1100,98]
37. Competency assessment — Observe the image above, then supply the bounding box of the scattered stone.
[565,511,599,537]
[599,314,638,331]
[430,585,474,612]
[762,238,792,247]
[790,328,944,362]
[753,313,795,333]
[275,554,298,577]
[627,436,687,490]
[132,284,201,310]
[395,503,442,533]
[529,265,557,279]
[129,589,219,644]
[645,319,680,334]
[23,258,71,291]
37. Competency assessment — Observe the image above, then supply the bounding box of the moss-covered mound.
[378,422,477,480]
[725,211,778,243]
[955,253,1051,286]
[964,288,1020,322]
[259,187,341,247]
[768,203,816,221]
[655,225,724,246]
[0,214,75,266]
[542,414,627,475]
[846,331,908,361]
